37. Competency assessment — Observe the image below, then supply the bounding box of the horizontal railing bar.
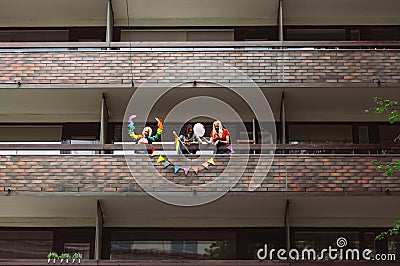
[0,144,398,151]
[0,41,400,49]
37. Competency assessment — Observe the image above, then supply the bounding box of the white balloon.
[193,123,205,137]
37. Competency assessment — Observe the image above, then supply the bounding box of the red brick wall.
[0,50,399,85]
[1,155,398,193]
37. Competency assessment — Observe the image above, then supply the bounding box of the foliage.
[366,97,399,176]
[376,220,400,240]
[365,97,399,125]
[59,253,71,259]
[366,97,400,241]
[72,252,83,259]
[47,252,59,259]
[371,160,400,177]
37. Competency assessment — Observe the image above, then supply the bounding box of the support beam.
[278,0,284,41]
[95,200,104,260]
[106,0,114,44]
[284,199,290,251]
[100,93,109,145]
[252,118,257,143]
[280,91,286,144]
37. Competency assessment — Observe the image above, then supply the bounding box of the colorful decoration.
[192,166,199,174]
[157,155,165,163]
[174,134,182,154]
[226,145,234,153]
[184,168,190,176]
[128,115,163,142]
[207,157,215,166]
[174,166,181,174]
[146,135,232,176]
[128,115,136,122]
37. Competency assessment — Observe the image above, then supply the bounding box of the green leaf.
[394,220,400,227]
[389,110,399,124]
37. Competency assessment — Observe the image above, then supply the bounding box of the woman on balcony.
[128,115,163,144]
[203,120,231,154]
[179,124,202,154]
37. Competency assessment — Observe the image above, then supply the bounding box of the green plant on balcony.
[47,252,59,264]
[59,253,71,264]
[72,252,82,264]
[366,97,400,240]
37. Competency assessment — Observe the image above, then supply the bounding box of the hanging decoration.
[207,157,215,166]
[184,168,190,176]
[127,115,224,176]
[226,145,234,153]
[163,161,171,168]
[157,155,165,163]
[150,149,219,175]
[192,166,199,175]
[174,166,181,174]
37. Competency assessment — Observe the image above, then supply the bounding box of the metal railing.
[0,41,400,51]
[0,143,399,155]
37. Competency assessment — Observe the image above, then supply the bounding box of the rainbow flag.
[174,135,182,154]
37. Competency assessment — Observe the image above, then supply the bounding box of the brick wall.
[1,155,398,193]
[0,50,399,86]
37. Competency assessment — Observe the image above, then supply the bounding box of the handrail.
[0,41,400,49]
[0,143,399,152]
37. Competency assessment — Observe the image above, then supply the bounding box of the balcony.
[1,41,400,88]
[1,143,399,194]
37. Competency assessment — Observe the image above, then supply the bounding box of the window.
[121,29,234,42]
[289,124,353,144]
[64,243,90,259]
[109,230,236,260]
[0,30,69,42]
[0,231,53,259]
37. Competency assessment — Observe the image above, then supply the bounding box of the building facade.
[0,0,399,265]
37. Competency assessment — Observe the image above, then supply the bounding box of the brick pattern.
[0,50,399,85]
[0,155,398,193]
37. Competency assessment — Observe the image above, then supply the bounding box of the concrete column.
[106,0,114,45]
[278,0,284,41]
[100,93,109,146]
[95,200,104,260]
[280,91,286,144]
[285,199,290,251]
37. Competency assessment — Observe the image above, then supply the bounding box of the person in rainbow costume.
[128,115,163,144]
